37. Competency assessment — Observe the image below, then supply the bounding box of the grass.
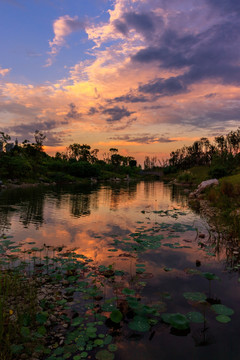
[188,166,210,184]
[219,172,240,185]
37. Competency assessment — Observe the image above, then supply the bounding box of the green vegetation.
[162,129,240,184]
[0,131,140,184]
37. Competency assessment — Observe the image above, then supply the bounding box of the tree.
[67,143,91,162]
[34,130,46,151]
[0,132,11,152]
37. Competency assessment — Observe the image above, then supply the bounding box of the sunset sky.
[1,0,240,164]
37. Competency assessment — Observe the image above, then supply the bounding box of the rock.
[189,179,219,198]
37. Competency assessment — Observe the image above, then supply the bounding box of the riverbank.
[188,174,240,242]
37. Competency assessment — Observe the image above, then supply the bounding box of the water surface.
[0,181,239,360]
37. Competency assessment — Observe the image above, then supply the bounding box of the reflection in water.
[1,181,240,359]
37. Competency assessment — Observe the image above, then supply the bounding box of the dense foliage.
[166,129,240,178]
[0,132,139,182]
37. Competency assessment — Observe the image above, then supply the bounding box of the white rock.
[190,179,219,197]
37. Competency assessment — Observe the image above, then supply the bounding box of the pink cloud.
[0,66,11,76]
[46,15,86,66]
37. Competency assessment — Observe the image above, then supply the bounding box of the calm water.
[0,181,240,359]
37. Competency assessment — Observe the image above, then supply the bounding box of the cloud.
[88,107,99,115]
[110,134,177,144]
[102,105,135,122]
[65,103,81,120]
[0,67,11,76]
[5,120,67,146]
[111,92,149,103]
[206,0,240,14]
[46,15,86,66]
[139,77,188,96]
[132,20,240,89]
[114,11,157,38]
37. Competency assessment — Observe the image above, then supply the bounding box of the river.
[0,181,239,360]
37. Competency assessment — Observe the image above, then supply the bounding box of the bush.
[177,171,194,183]
[208,165,229,179]
[68,161,100,178]
[163,166,177,175]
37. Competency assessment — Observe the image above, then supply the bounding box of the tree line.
[166,128,240,178]
[0,131,138,182]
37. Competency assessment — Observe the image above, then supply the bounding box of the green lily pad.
[168,313,189,330]
[202,272,220,280]
[122,288,135,295]
[95,350,114,360]
[216,315,231,323]
[110,310,123,323]
[211,304,234,316]
[128,316,150,332]
[108,344,118,352]
[186,311,204,323]
[183,292,207,302]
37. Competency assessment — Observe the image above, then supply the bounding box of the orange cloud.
[0,66,11,76]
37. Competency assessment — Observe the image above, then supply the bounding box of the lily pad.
[202,272,220,280]
[186,311,204,323]
[216,315,231,323]
[168,313,189,330]
[95,350,114,360]
[211,304,234,316]
[183,292,207,302]
[128,316,150,332]
[110,310,123,323]
[122,288,135,296]
[108,344,118,352]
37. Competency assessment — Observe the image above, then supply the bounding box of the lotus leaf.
[202,272,219,280]
[169,313,189,330]
[211,304,234,316]
[216,315,231,323]
[186,311,204,323]
[128,316,150,332]
[95,350,115,360]
[183,292,207,302]
[110,310,123,323]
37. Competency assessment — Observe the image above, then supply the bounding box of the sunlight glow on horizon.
[1,0,240,163]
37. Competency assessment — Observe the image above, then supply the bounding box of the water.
[0,181,240,359]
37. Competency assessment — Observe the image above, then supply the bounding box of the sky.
[0,0,240,164]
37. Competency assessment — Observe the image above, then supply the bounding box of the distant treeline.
[0,131,139,182]
[165,128,240,178]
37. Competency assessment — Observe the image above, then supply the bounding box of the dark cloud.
[132,20,240,89]
[205,93,217,98]
[65,103,81,120]
[5,120,65,146]
[114,19,129,36]
[138,77,188,96]
[88,107,99,115]
[114,11,158,37]
[206,0,240,14]
[102,106,135,122]
[110,117,137,131]
[143,105,164,110]
[112,93,149,103]
[110,134,176,144]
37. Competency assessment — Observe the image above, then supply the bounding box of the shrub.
[208,165,229,179]
[177,171,194,183]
